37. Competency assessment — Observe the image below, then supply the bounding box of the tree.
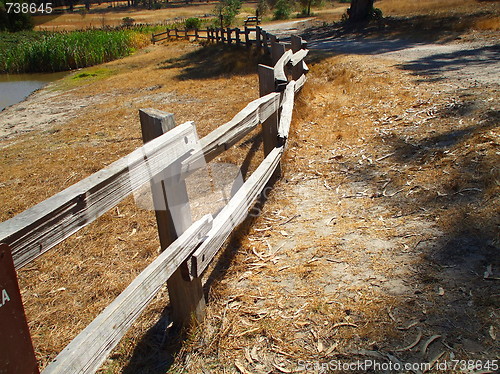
[299,0,321,17]
[215,0,241,27]
[273,0,291,20]
[0,0,34,31]
[348,0,374,22]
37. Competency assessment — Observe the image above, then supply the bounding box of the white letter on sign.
[1,289,10,307]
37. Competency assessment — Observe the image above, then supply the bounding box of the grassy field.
[0,40,272,371]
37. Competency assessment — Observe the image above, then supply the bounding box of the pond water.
[0,72,68,112]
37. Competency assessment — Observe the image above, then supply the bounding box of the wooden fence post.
[227,27,232,44]
[194,28,199,40]
[290,34,302,53]
[263,31,271,54]
[244,26,250,47]
[291,35,307,81]
[139,109,205,327]
[258,65,280,172]
[235,28,241,46]
[271,41,286,66]
[256,26,262,50]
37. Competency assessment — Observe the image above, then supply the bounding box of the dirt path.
[169,23,499,374]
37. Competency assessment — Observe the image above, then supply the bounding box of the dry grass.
[164,49,499,372]
[378,0,496,16]
[377,0,500,35]
[33,1,258,31]
[474,15,500,30]
[0,40,271,371]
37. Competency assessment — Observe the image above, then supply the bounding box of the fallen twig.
[396,329,422,352]
[421,335,441,355]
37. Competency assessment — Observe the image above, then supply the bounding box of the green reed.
[0,29,149,73]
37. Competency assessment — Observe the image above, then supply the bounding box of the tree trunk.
[348,0,374,22]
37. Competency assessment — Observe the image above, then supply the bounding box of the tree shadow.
[300,11,498,57]
[396,44,500,82]
[309,81,499,362]
[157,43,272,80]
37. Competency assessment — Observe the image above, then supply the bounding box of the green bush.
[274,0,292,20]
[185,17,202,30]
[214,0,242,27]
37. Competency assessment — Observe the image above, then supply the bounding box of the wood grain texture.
[190,146,284,277]
[42,215,212,374]
[0,122,198,269]
[294,73,307,93]
[139,109,205,328]
[277,80,295,141]
[290,49,308,66]
[271,41,286,66]
[274,49,292,87]
[180,92,280,177]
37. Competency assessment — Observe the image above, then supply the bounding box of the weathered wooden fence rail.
[0,30,308,374]
[152,25,285,52]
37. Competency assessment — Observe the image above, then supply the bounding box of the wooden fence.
[152,25,289,55]
[0,30,308,374]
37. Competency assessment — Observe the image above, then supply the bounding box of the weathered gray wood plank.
[290,49,308,66]
[42,215,212,374]
[294,73,307,92]
[0,122,198,269]
[274,49,292,87]
[277,80,295,141]
[190,146,284,277]
[140,109,206,328]
[180,92,280,177]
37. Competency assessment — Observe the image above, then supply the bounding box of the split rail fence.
[0,29,308,374]
[152,25,287,56]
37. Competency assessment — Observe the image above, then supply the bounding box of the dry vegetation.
[33,1,258,31]
[164,52,499,373]
[313,0,500,41]
[0,0,498,373]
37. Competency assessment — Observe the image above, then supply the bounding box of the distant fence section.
[0,28,308,374]
[152,25,292,54]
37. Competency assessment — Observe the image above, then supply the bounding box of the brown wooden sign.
[0,243,39,374]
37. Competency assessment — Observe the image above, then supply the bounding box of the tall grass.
[0,29,150,73]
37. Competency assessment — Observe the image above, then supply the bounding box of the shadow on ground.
[396,44,500,82]
[303,10,497,49]
[158,43,272,80]
[334,91,499,362]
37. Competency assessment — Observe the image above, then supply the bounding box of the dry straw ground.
[33,1,259,31]
[0,0,498,373]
